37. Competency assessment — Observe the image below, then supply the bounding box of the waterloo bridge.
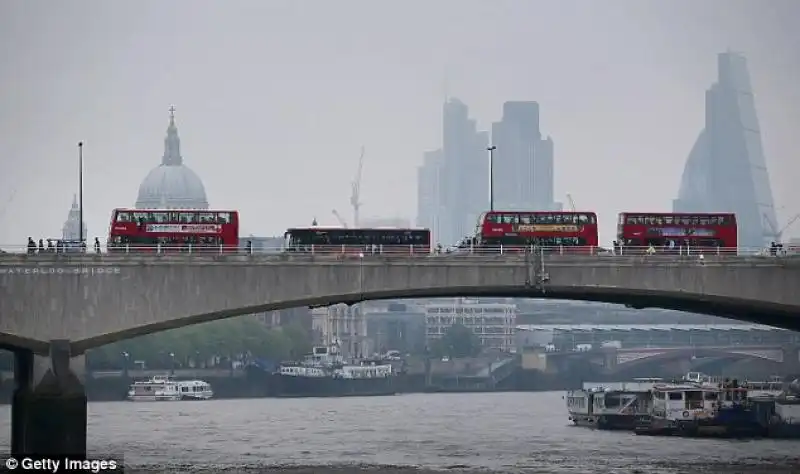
[1,250,800,456]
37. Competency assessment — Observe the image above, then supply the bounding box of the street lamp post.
[78,142,84,248]
[121,351,130,378]
[487,145,497,211]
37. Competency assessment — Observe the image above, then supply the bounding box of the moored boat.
[566,378,661,430]
[274,341,397,398]
[634,379,765,437]
[127,375,213,401]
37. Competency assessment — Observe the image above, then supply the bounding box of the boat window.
[668,392,682,401]
[604,395,621,408]
[704,392,718,400]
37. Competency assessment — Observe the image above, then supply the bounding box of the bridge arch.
[69,286,800,355]
[617,347,783,372]
[1,257,799,354]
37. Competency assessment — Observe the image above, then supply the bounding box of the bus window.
[699,217,709,225]
[664,216,673,225]
[198,212,216,223]
[133,212,151,223]
[116,212,132,223]
[179,212,196,223]
[487,213,500,224]
[217,212,231,224]
[152,212,169,223]
[520,214,532,224]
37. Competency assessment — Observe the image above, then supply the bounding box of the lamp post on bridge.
[121,352,130,378]
[78,142,85,250]
[487,145,497,211]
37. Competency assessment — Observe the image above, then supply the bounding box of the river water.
[0,392,798,473]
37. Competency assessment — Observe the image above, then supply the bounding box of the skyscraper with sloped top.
[673,51,779,248]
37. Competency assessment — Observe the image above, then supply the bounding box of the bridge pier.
[11,340,87,458]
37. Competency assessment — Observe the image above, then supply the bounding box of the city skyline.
[1,1,799,247]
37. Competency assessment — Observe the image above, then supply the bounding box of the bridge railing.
[0,244,792,258]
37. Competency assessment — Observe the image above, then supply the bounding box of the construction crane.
[350,146,364,228]
[566,193,576,212]
[765,212,800,242]
[331,209,348,228]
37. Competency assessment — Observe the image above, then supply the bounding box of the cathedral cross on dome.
[169,105,176,120]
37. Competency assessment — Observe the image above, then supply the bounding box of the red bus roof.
[483,210,597,215]
[619,212,735,217]
[112,208,239,213]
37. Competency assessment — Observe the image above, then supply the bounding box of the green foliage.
[434,323,482,358]
[85,315,312,370]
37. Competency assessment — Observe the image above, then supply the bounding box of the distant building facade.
[416,149,443,236]
[136,108,209,210]
[417,98,488,246]
[491,101,560,211]
[364,301,427,355]
[673,52,779,248]
[424,298,517,351]
[62,194,87,241]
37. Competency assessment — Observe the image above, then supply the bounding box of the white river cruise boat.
[127,375,214,402]
[566,378,662,430]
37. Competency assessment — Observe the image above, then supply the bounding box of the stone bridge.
[542,344,800,375]
[611,345,797,369]
[2,253,800,355]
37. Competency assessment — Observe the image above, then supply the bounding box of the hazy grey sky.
[1,0,799,247]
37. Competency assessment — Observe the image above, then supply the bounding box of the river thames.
[1,391,798,473]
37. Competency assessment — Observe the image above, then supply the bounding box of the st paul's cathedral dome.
[135,107,209,209]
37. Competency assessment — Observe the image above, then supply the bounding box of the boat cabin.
[650,383,725,420]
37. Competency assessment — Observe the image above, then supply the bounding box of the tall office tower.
[416,149,443,240]
[438,98,488,246]
[491,101,558,211]
[673,52,779,248]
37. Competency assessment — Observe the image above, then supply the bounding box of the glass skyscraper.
[673,51,779,248]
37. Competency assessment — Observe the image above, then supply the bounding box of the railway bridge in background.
[1,252,800,457]
[532,344,800,376]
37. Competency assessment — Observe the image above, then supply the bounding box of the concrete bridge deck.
[2,253,800,354]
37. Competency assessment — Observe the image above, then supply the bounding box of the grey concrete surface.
[1,254,799,354]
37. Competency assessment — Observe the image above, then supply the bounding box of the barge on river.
[566,378,661,430]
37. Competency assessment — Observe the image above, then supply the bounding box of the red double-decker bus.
[616,212,737,253]
[284,227,431,255]
[474,211,599,252]
[108,208,240,253]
